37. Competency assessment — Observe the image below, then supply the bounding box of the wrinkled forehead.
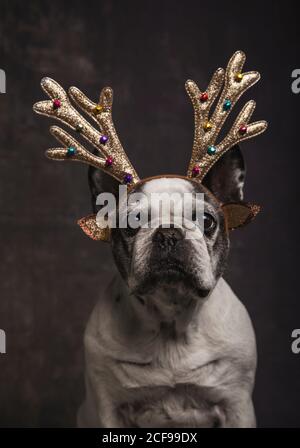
[127,177,220,211]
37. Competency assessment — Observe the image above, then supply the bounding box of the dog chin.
[130,268,212,299]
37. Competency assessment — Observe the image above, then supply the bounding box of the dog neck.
[114,274,208,338]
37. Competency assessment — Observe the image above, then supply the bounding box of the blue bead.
[67,146,76,156]
[123,173,133,184]
[223,99,231,111]
[207,145,217,156]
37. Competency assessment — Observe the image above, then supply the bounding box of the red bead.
[105,156,113,167]
[200,92,208,102]
[239,125,247,135]
[53,99,61,109]
[192,165,201,176]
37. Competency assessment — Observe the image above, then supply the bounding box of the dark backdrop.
[0,0,299,427]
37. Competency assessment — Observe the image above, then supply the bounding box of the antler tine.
[45,126,127,181]
[208,51,260,141]
[185,67,225,176]
[68,85,113,125]
[34,78,102,150]
[218,100,267,152]
[33,78,139,184]
[46,125,105,166]
[68,85,133,176]
[186,51,267,180]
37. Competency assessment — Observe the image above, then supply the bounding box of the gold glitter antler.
[185,51,268,181]
[33,78,139,185]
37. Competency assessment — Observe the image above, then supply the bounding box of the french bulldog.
[77,146,257,428]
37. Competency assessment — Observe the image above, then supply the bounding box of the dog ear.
[76,165,120,242]
[202,145,245,202]
[88,165,120,213]
[222,202,261,230]
[203,146,261,229]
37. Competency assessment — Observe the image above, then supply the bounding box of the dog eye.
[123,213,141,237]
[203,213,216,233]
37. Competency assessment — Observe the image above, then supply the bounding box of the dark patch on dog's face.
[110,178,229,301]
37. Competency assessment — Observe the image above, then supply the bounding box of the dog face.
[111,177,229,300]
[89,146,246,314]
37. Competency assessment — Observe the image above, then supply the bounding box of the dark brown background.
[0,0,299,427]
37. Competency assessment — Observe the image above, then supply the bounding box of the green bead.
[207,145,217,156]
[67,146,76,156]
[223,99,231,111]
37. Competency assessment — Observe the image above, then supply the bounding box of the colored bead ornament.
[123,173,133,184]
[239,124,247,135]
[100,135,108,145]
[93,104,103,114]
[207,145,217,156]
[105,156,113,167]
[192,165,201,176]
[67,146,76,156]
[76,124,83,133]
[53,99,61,109]
[223,99,231,111]
[235,72,243,82]
[200,92,208,102]
[203,121,212,132]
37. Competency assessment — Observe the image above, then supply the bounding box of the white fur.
[141,177,194,195]
[78,276,256,428]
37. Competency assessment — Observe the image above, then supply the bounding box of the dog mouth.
[132,257,211,298]
[154,261,187,277]
[150,255,189,277]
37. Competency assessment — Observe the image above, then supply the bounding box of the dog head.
[87,146,257,319]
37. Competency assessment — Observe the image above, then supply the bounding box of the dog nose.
[153,225,184,249]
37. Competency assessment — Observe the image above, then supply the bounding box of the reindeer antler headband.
[34,51,267,239]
